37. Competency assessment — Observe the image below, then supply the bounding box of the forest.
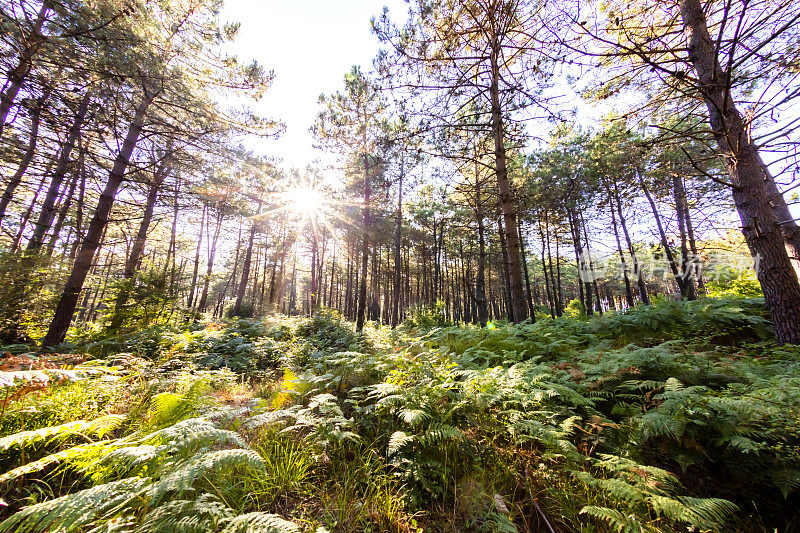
[1,0,799,531]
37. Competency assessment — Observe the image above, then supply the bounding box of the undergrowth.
[1,297,798,532]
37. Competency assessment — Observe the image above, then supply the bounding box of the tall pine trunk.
[391,155,403,328]
[0,2,49,140]
[42,91,154,347]
[489,40,527,323]
[27,91,91,251]
[232,203,261,317]
[356,154,371,331]
[109,162,169,328]
[680,0,800,343]
[0,93,46,224]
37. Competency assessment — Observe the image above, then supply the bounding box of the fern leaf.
[388,431,413,455]
[148,449,264,505]
[0,415,124,453]
[220,512,301,533]
[0,477,149,533]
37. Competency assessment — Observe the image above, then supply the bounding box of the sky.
[220,0,409,170]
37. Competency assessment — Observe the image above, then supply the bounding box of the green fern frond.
[0,414,124,453]
[400,408,431,427]
[769,468,800,498]
[0,441,111,484]
[135,493,233,533]
[0,477,149,533]
[580,505,656,533]
[419,423,462,448]
[220,512,301,533]
[388,431,413,455]
[148,448,264,505]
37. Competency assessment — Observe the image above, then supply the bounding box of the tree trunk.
[391,154,403,328]
[489,41,527,323]
[640,172,685,295]
[187,203,206,309]
[109,162,170,328]
[356,154,371,331]
[673,173,697,300]
[475,171,489,327]
[680,0,800,343]
[28,90,91,251]
[497,214,514,322]
[0,93,46,225]
[609,193,635,307]
[612,176,649,305]
[42,91,154,347]
[233,203,261,317]
[518,221,536,322]
[0,2,49,140]
[44,149,81,256]
[198,209,224,312]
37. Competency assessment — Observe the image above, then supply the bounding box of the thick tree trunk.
[0,94,46,225]
[680,0,800,343]
[28,91,91,251]
[490,39,527,322]
[42,92,153,347]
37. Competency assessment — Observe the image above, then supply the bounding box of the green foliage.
[405,300,451,330]
[2,298,797,531]
[705,267,763,298]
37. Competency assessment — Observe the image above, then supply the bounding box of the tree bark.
[28,90,91,251]
[187,203,206,309]
[391,154,404,328]
[640,172,685,295]
[612,176,649,305]
[356,154,371,331]
[489,39,527,323]
[0,2,49,140]
[233,204,261,317]
[680,0,800,343]
[673,173,697,300]
[198,209,224,312]
[109,162,170,328]
[0,93,46,225]
[42,91,154,347]
[518,221,536,322]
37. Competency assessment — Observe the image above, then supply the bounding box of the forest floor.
[1,298,799,532]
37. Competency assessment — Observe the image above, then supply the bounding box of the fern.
[220,512,301,533]
[0,414,123,453]
[0,477,150,533]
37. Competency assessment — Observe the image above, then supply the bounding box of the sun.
[286,186,326,219]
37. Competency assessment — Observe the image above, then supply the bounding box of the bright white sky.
[221,0,409,170]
